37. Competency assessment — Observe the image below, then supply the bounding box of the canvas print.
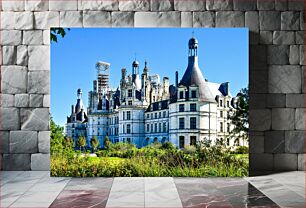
[51,28,249,177]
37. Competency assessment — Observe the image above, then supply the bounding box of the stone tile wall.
[0,0,304,174]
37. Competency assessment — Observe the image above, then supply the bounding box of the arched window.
[161,137,167,144]
[153,137,158,143]
[143,137,150,146]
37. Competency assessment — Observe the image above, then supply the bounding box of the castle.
[66,36,247,148]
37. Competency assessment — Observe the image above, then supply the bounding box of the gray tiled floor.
[0,171,304,208]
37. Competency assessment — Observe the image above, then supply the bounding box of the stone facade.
[0,0,304,174]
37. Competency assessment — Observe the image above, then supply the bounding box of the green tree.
[103,135,111,150]
[229,87,249,143]
[50,116,65,154]
[50,28,70,43]
[90,136,100,152]
[64,137,74,149]
[77,136,86,152]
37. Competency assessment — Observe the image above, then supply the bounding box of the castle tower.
[179,35,215,102]
[132,59,141,91]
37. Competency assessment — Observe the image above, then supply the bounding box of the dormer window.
[191,90,197,98]
[128,89,132,97]
[179,91,184,99]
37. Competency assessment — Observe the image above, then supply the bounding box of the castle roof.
[179,37,215,103]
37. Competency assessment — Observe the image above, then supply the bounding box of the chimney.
[93,80,97,92]
[80,109,84,121]
[175,71,178,87]
[121,68,126,79]
[225,82,230,95]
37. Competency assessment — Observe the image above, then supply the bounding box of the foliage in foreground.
[51,141,248,177]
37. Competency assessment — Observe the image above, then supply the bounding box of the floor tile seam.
[172,177,187,208]
[247,179,298,208]
[43,177,73,208]
[105,177,116,208]
[144,177,146,208]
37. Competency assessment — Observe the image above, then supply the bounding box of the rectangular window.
[179,104,184,112]
[220,122,223,132]
[147,124,150,132]
[127,111,131,120]
[227,123,230,132]
[163,111,166,118]
[155,123,158,133]
[127,138,131,143]
[179,91,184,99]
[128,89,132,97]
[155,113,157,119]
[146,114,149,118]
[190,103,196,112]
[227,101,230,107]
[190,136,196,146]
[179,118,185,129]
[127,124,131,134]
[159,112,161,118]
[123,112,125,120]
[220,100,223,107]
[220,111,223,118]
[151,113,153,119]
[151,124,153,133]
[159,123,161,133]
[128,100,132,106]
[190,117,196,129]
[163,122,167,132]
[179,136,185,148]
[191,90,196,98]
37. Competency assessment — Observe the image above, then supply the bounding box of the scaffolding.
[96,61,110,96]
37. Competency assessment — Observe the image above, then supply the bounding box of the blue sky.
[51,28,248,126]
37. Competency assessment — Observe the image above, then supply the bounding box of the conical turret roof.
[179,37,215,103]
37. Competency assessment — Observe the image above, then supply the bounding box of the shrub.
[90,136,100,152]
[103,136,112,150]
[77,136,86,151]
[233,146,249,154]
[183,145,197,155]
[149,142,162,149]
[162,142,176,150]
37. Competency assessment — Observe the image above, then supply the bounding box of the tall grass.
[51,145,248,177]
